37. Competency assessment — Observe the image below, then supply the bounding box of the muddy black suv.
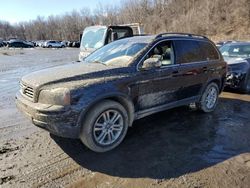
[16,33,227,152]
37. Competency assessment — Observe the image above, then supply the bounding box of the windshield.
[84,37,151,66]
[80,26,107,50]
[220,44,250,58]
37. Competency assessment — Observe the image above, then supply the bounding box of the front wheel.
[197,82,219,113]
[80,100,129,152]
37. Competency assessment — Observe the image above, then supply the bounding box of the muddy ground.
[0,48,249,188]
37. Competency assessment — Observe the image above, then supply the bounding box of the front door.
[135,40,182,112]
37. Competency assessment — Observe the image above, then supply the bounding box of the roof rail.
[133,34,149,36]
[155,32,208,39]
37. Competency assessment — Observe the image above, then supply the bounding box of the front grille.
[20,82,34,100]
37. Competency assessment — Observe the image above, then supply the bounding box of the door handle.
[202,67,208,71]
[172,70,179,77]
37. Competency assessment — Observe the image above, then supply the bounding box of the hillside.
[121,0,250,41]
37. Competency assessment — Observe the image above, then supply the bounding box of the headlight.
[38,88,71,105]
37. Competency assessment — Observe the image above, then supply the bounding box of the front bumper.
[16,92,80,138]
[225,71,246,89]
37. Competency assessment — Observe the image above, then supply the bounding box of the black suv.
[16,33,227,152]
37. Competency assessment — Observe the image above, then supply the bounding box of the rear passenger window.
[174,40,204,64]
[198,41,219,60]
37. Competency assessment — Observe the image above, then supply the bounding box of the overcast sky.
[0,0,120,24]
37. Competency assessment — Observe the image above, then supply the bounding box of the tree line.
[0,0,249,41]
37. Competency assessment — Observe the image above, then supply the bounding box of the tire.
[240,74,250,93]
[197,82,219,113]
[80,100,129,152]
[48,45,52,48]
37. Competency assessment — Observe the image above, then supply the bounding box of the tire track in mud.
[0,120,26,129]
[1,129,87,187]
[0,120,32,131]
[0,123,36,141]
[0,48,82,187]
[0,131,84,187]
[16,147,89,187]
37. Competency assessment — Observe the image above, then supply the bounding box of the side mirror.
[142,57,162,70]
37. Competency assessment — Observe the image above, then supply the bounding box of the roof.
[156,32,208,39]
[117,32,211,44]
[225,42,250,46]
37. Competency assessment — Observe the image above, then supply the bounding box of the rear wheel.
[80,100,129,152]
[197,82,219,113]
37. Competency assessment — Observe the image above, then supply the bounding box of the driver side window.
[145,41,175,66]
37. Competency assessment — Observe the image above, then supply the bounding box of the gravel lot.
[0,48,250,188]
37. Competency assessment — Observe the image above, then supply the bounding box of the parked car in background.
[7,40,34,48]
[220,42,250,93]
[35,40,45,47]
[2,41,7,47]
[67,41,73,47]
[0,40,4,47]
[16,33,227,152]
[216,40,238,48]
[26,41,35,47]
[62,41,70,47]
[43,40,65,48]
[72,41,80,48]
[66,41,80,48]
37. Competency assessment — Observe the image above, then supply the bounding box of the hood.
[22,62,111,88]
[223,56,248,65]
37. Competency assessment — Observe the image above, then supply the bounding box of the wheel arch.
[198,78,222,101]
[212,79,222,92]
[77,93,135,129]
[206,78,223,93]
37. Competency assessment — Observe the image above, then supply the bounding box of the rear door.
[173,40,209,100]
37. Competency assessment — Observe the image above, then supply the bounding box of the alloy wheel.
[93,109,124,146]
[205,86,218,109]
